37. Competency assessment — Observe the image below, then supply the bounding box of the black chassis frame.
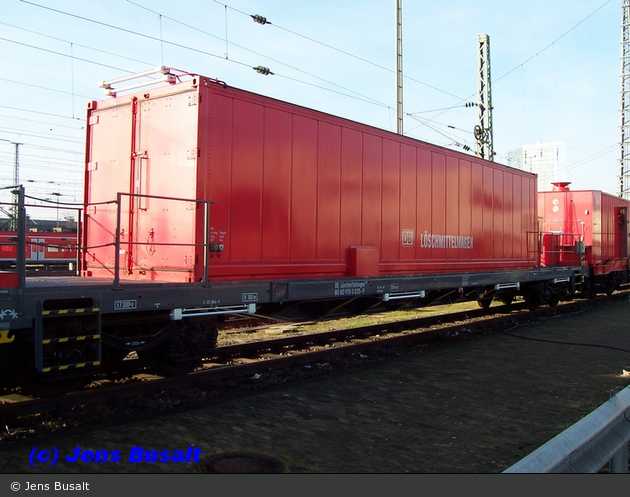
[0,265,588,336]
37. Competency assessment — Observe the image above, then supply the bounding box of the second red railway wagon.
[538,182,630,279]
[0,232,77,271]
[83,74,538,283]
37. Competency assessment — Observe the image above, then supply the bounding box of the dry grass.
[218,300,482,346]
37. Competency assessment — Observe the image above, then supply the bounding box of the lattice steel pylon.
[476,34,494,161]
[11,142,21,231]
[396,0,403,135]
[620,0,630,199]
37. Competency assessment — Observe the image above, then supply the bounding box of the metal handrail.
[527,230,585,268]
[112,192,214,289]
[0,188,214,289]
[504,386,630,473]
[0,193,83,275]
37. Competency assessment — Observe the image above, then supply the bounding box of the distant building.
[507,142,566,192]
[0,217,77,233]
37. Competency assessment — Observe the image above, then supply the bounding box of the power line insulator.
[251,14,270,25]
[253,65,274,76]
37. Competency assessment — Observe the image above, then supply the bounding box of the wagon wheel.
[580,280,596,299]
[477,298,492,310]
[12,346,85,397]
[499,295,514,307]
[524,288,541,311]
[138,345,202,377]
[604,278,616,297]
[137,322,215,377]
[99,345,130,374]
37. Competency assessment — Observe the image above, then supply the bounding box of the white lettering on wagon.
[242,293,259,303]
[419,231,474,250]
[334,281,367,297]
[114,300,137,310]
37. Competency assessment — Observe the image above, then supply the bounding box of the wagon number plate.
[114,299,137,310]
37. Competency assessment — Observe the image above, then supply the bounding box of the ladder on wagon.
[33,298,102,374]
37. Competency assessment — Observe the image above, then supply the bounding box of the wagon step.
[34,299,102,373]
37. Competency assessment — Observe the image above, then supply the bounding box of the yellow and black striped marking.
[42,307,100,317]
[42,361,101,373]
[42,335,100,345]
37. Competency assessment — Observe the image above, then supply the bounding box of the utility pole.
[476,34,494,161]
[11,142,22,231]
[396,0,403,135]
[620,0,630,199]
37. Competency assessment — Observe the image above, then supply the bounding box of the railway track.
[1,292,627,431]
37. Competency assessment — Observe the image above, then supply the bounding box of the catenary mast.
[620,0,630,198]
[396,0,403,135]
[476,34,494,161]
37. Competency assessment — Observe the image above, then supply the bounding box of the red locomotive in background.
[0,68,625,395]
[538,182,630,295]
[0,231,78,273]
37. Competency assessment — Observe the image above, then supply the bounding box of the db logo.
[401,230,414,246]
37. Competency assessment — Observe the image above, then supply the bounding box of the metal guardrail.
[112,192,214,289]
[504,386,630,473]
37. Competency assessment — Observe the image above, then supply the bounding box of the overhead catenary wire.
[0,73,95,101]
[11,143,83,156]
[18,0,613,132]
[494,0,612,85]
[0,38,142,78]
[21,0,389,110]
[0,21,155,69]
[125,0,389,108]
[0,128,83,144]
[0,105,84,123]
[414,0,615,128]
[212,0,469,102]
[9,0,619,196]
[18,0,247,67]
[17,0,615,120]
[407,113,474,153]
[0,114,85,130]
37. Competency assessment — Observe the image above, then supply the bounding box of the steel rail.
[2,294,621,425]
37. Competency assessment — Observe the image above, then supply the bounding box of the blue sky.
[0,0,621,218]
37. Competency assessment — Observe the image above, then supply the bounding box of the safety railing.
[0,188,81,278]
[504,386,630,473]
[1,185,26,290]
[0,187,215,290]
[111,192,213,289]
[528,231,585,268]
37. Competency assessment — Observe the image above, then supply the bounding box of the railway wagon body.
[538,182,630,292]
[0,69,589,395]
[0,231,77,271]
[83,75,538,284]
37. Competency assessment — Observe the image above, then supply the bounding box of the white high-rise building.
[507,142,566,192]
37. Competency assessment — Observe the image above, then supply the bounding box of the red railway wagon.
[83,74,538,283]
[0,69,590,394]
[0,231,77,272]
[538,182,630,291]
